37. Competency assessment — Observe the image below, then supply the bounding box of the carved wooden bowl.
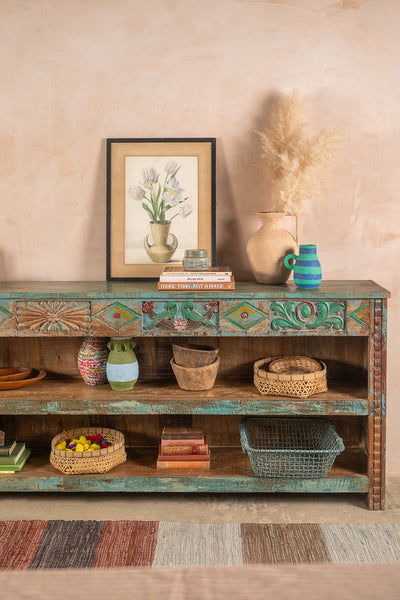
[172,344,219,368]
[170,356,220,391]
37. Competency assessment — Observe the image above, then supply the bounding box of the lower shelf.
[0,447,368,494]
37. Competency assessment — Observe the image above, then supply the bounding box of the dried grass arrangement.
[257,90,338,213]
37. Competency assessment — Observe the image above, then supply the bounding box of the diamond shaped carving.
[93,302,139,332]
[0,305,13,328]
[222,302,267,330]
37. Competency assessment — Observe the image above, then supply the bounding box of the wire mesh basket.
[240,417,345,478]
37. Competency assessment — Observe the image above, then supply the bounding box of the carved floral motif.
[16,301,90,333]
[270,301,345,331]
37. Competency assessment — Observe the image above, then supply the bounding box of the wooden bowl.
[170,356,220,391]
[172,344,219,368]
[0,367,32,382]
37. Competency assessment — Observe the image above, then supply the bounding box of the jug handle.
[284,253,297,270]
[285,213,298,244]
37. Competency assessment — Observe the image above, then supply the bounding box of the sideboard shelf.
[0,280,389,509]
[0,378,369,416]
[0,446,368,493]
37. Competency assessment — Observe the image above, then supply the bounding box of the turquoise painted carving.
[271,301,345,331]
[93,302,140,332]
[0,304,13,328]
[348,303,370,328]
[142,301,218,332]
[222,302,267,331]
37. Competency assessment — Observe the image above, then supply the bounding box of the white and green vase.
[106,337,138,391]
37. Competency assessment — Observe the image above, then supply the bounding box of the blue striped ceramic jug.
[283,244,322,289]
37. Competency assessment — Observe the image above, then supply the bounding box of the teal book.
[0,448,31,472]
[0,439,17,456]
[0,443,25,464]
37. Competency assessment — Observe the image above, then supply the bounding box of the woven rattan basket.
[240,417,345,478]
[269,355,322,375]
[50,427,126,474]
[254,356,327,398]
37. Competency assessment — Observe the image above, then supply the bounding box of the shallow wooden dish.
[170,357,220,391]
[0,367,32,382]
[0,369,46,390]
[172,343,219,368]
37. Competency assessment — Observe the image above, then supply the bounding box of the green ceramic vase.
[106,337,138,391]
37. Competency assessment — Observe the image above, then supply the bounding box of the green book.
[0,448,31,472]
[0,443,25,464]
[0,439,17,456]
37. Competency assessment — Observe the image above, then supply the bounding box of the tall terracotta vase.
[144,221,178,263]
[246,212,298,284]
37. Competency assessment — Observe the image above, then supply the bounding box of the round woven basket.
[269,355,323,375]
[50,427,126,474]
[254,356,327,398]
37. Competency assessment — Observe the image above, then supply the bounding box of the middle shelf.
[0,378,369,415]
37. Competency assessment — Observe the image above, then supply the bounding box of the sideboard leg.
[367,298,387,510]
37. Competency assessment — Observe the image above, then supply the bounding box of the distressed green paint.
[0,303,13,327]
[142,300,218,333]
[0,475,369,493]
[92,302,139,332]
[270,301,345,331]
[0,397,369,416]
[347,303,370,328]
[222,302,267,331]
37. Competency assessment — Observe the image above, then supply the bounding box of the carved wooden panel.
[141,300,219,336]
[16,301,90,335]
[346,300,371,335]
[91,300,141,336]
[270,300,346,333]
[220,300,269,335]
[0,300,16,334]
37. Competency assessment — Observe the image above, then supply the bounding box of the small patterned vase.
[106,337,139,391]
[284,244,322,289]
[77,337,108,385]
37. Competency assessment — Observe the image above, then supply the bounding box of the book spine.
[160,444,209,456]
[0,443,25,464]
[161,435,205,443]
[158,281,235,290]
[0,440,17,456]
[159,275,231,282]
[157,451,210,462]
[156,460,210,470]
[162,268,231,276]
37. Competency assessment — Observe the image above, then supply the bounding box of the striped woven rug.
[0,521,399,569]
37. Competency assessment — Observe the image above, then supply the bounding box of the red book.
[161,436,207,447]
[156,459,210,470]
[157,447,210,461]
[161,427,204,440]
[160,443,209,456]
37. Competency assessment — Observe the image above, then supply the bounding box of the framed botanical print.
[106,138,216,280]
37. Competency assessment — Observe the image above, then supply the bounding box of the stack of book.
[0,439,31,474]
[157,426,210,470]
[158,266,235,291]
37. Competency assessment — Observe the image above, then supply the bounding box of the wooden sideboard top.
[0,280,391,300]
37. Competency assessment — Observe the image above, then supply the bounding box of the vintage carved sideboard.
[0,280,390,509]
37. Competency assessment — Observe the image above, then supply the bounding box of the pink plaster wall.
[1,0,399,471]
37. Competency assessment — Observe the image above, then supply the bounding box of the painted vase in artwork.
[77,337,108,386]
[284,244,322,289]
[106,337,139,391]
[246,212,298,284]
[144,221,178,263]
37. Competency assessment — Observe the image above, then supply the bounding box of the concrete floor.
[1,476,399,523]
